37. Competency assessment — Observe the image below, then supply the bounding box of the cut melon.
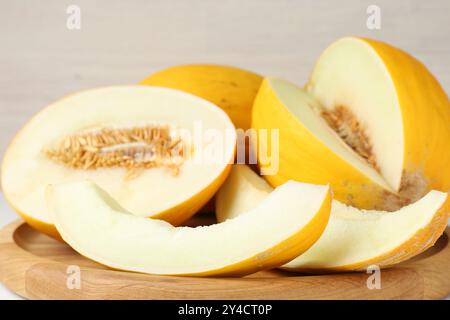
[216,165,272,222]
[140,64,263,130]
[252,37,450,210]
[47,180,332,276]
[1,86,236,238]
[252,78,392,209]
[216,165,450,271]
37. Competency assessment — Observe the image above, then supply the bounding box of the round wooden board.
[0,219,449,300]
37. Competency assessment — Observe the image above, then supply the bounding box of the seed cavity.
[321,106,428,211]
[380,171,428,211]
[45,125,186,177]
[321,106,378,171]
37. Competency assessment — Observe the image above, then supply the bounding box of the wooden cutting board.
[0,219,449,300]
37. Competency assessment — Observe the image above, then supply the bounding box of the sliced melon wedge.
[216,165,450,271]
[1,86,236,238]
[253,78,392,209]
[252,37,450,211]
[47,180,332,276]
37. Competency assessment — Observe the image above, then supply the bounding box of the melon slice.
[253,78,392,209]
[1,86,236,238]
[252,37,450,211]
[47,180,332,276]
[216,165,450,271]
[140,64,263,130]
[216,164,272,223]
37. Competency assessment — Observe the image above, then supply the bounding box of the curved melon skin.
[48,180,332,277]
[2,86,236,238]
[150,164,232,226]
[216,165,450,272]
[361,37,450,194]
[140,64,263,130]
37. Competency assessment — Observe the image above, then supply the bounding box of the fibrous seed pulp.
[45,125,186,177]
[322,106,378,171]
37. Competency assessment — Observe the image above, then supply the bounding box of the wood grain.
[1,220,450,300]
[403,232,450,300]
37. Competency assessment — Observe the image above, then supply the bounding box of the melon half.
[252,37,450,210]
[216,165,450,271]
[48,180,332,276]
[1,86,236,238]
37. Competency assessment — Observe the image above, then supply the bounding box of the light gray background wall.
[1,0,449,178]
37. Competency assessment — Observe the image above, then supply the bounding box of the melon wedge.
[252,37,450,210]
[216,165,450,271]
[47,180,332,276]
[216,164,272,223]
[1,86,236,238]
[140,64,263,130]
